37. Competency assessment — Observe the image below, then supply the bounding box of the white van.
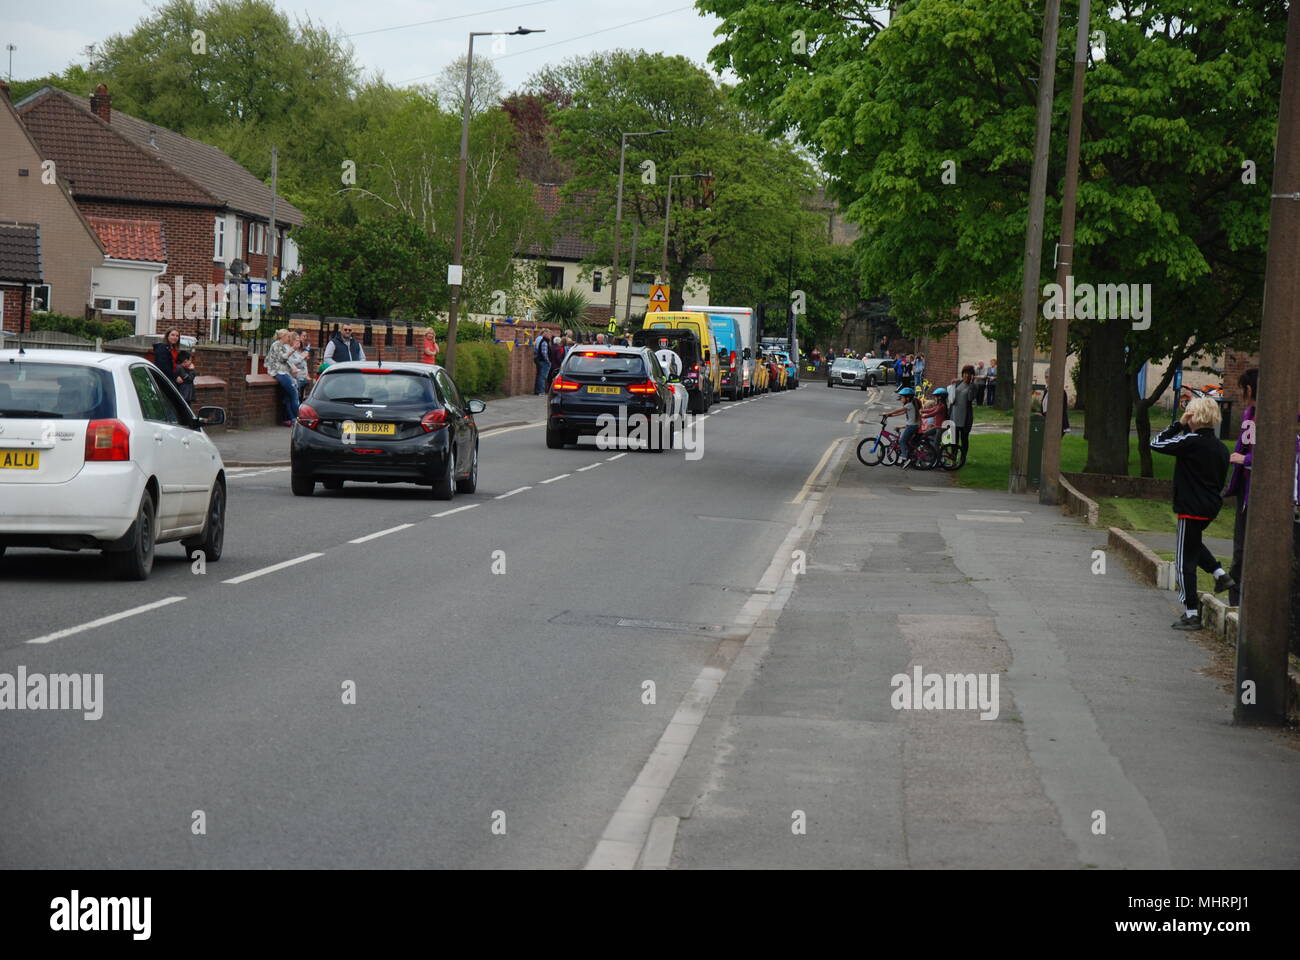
[686,305,755,396]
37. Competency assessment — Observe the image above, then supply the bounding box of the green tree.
[534,50,820,312]
[701,0,1283,475]
[339,89,543,316]
[282,215,445,319]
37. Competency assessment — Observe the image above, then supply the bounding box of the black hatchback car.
[290,362,485,499]
[546,345,673,450]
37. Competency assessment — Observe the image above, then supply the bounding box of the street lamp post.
[608,129,668,323]
[660,172,711,293]
[445,26,544,376]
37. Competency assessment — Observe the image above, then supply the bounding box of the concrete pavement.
[661,397,1300,869]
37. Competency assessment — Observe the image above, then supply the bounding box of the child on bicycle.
[920,387,948,437]
[886,387,922,466]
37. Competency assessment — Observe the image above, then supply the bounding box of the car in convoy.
[693,305,756,397]
[827,357,870,390]
[290,361,484,500]
[707,313,746,401]
[547,345,675,451]
[772,351,798,389]
[0,349,227,579]
[642,311,721,409]
[632,328,712,413]
[863,357,895,386]
[763,352,787,391]
[751,351,770,393]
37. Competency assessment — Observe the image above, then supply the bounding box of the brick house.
[0,84,106,332]
[13,84,303,338]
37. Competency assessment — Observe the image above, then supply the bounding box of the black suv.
[547,345,674,450]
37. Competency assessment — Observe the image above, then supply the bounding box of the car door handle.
[153,433,165,444]
[181,437,192,448]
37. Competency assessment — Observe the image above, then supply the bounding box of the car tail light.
[580,351,618,357]
[359,368,392,374]
[421,408,448,432]
[692,363,700,372]
[84,419,130,461]
[626,380,657,395]
[550,376,581,392]
[729,356,736,370]
[297,403,321,430]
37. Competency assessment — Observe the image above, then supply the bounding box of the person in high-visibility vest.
[607,317,618,336]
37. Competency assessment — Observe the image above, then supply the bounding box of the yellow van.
[642,311,721,410]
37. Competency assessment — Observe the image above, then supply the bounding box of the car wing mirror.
[467,399,486,414]
[196,406,226,428]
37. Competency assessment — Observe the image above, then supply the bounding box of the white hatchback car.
[0,349,227,579]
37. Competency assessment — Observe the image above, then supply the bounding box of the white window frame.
[30,284,51,313]
[250,222,265,255]
[213,216,225,261]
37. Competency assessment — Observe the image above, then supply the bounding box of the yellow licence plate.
[352,422,396,435]
[0,449,39,469]
[586,385,621,395]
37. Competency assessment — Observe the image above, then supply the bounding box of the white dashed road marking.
[539,474,571,484]
[222,553,323,584]
[25,596,188,646]
[432,503,480,518]
[576,464,601,472]
[495,486,532,499]
[348,524,414,544]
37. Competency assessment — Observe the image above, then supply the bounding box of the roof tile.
[0,222,43,283]
[87,217,166,263]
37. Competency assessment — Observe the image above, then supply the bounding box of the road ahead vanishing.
[0,385,855,868]
[5,383,1299,871]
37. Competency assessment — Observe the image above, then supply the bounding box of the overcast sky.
[5,0,727,92]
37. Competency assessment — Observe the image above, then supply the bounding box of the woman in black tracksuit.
[1150,397,1233,630]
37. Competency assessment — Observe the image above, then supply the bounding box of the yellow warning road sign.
[648,284,669,313]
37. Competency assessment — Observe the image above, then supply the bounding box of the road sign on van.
[648,284,669,312]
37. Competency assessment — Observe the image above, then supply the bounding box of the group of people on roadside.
[884,364,980,467]
[533,329,580,394]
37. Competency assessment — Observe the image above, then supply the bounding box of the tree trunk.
[995,337,1014,410]
[1081,320,1132,475]
[1132,370,1154,478]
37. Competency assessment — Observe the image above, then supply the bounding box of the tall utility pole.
[446,27,543,376]
[268,145,278,320]
[608,129,667,322]
[1236,0,1300,725]
[625,223,639,322]
[1009,0,1063,494]
[1039,0,1091,505]
[6,44,15,82]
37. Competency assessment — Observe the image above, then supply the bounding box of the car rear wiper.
[0,409,64,418]
[598,368,631,375]
[326,397,373,404]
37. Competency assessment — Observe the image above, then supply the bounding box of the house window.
[631,274,653,297]
[31,285,51,312]
[249,223,265,255]
[95,297,138,328]
[213,217,225,260]
[539,265,564,289]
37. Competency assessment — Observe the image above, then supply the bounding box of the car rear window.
[564,353,646,377]
[832,358,863,370]
[315,370,436,405]
[0,362,116,419]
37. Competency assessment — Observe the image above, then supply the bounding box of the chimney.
[90,83,111,123]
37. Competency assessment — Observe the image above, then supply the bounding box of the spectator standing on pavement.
[879,334,889,357]
[288,333,310,401]
[174,350,198,405]
[984,359,998,406]
[265,329,301,426]
[1224,368,1258,606]
[533,332,552,394]
[948,365,977,462]
[1151,396,1234,630]
[914,353,926,386]
[324,323,365,364]
[152,328,191,395]
[422,330,439,366]
[547,336,565,389]
[973,361,987,405]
